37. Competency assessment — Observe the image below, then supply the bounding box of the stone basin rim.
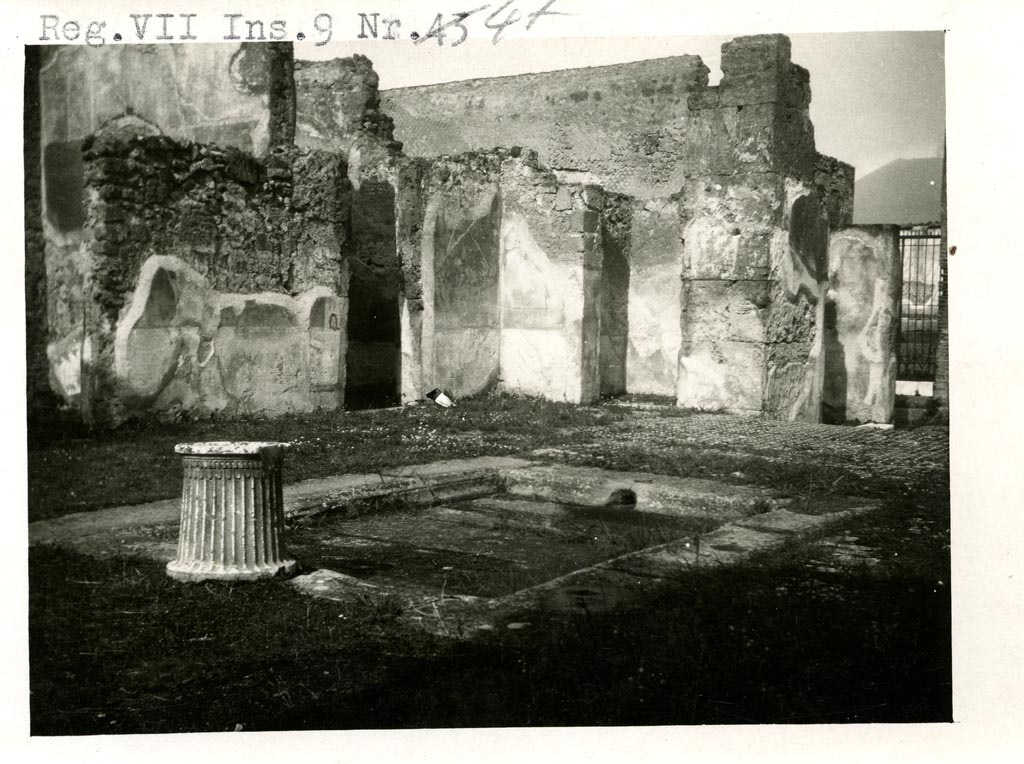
[174,441,292,455]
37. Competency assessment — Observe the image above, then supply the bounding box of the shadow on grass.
[30,495,950,734]
[27,394,626,521]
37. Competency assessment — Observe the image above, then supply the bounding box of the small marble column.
[166,442,297,582]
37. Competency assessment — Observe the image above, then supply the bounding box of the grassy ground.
[29,491,950,733]
[28,397,950,731]
[27,393,934,521]
[28,394,625,521]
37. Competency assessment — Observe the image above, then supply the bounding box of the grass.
[28,397,950,731]
[29,491,950,732]
[28,393,626,521]
[28,544,443,735]
[538,438,946,501]
[28,392,941,521]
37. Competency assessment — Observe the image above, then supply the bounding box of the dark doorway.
[599,213,631,398]
[345,178,401,409]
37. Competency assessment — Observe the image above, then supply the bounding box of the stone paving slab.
[734,508,844,534]
[505,464,789,518]
[604,506,873,577]
[291,500,878,639]
[286,456,533,518]
[287,494,696,599]
[378,456,534,480]
[29,455,534,547]
[465,496,568,523]
[28,497,182,546]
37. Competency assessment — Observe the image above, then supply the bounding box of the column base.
[166,558,298,583]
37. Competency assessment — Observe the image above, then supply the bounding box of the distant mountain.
[853,157,943,225]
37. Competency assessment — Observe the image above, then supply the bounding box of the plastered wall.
[52,124,350,422]
[824,226,901,424]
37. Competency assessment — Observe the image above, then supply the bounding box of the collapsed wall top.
[381,34,835,199]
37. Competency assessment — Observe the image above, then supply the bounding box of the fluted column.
[166,442,297,582]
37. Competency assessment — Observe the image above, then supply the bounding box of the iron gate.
[898,225,943,381]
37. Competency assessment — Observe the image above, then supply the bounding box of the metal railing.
[898,225,943,381]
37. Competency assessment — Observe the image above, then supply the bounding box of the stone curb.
[395,502,879,639]
[29,456,535,548]
[504,463,790,519]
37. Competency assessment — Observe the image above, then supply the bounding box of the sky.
[298,30,945,178]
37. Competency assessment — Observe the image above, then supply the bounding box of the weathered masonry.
[25,36,903,425]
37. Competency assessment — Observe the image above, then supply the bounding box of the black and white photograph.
[6,0,1021,760]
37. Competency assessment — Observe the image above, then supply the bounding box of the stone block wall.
[55,126,351,422]
[379,34,853,417]
[382,56,710,200]
[684,36,816,182]
[763,184,830,421]
[672,36,842,420]
[674,177,832,420]
[382,35,837,196]
[823,225,901,423]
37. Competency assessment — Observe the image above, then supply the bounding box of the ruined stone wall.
[382,35,837,199]
[598,192,632,397]
[62,129,350,422]
[383,36,839,416]
[815,154,856,228]
[394,149,604,405]
[683,36,816,183]
[673,175,828,421]
[294,56,400,156]
[623,198,684,397]
[35,42,300,421]
[497,155,602,403]
[382,55,710,199]
[25,46,52,416]
[416,155,503,398]
[673,36,831,419]
[677,174,776,413]
[295,57,405,406]
[763,184,830,421]
[823,226,901,424]
[32,38,861,423]
[40,43,290,158]
[383,35,844,418]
